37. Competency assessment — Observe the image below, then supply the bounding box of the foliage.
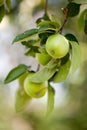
[2,0,87,116]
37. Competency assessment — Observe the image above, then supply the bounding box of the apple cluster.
[23,34,69,98]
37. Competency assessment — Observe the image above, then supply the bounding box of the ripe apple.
[46,34,69,59]
[36,53,51,65]
[24,73,47,98]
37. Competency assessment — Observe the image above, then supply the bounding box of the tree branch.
[45,0,48,14]
[58,2,71,34]
[59,8,68,34]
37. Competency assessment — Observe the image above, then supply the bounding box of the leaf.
[46,84,55,116]
[18,72,29,88]
[53,60,71,83]
[42,13,50,21]
[46,59,60,69]
[30,67,57,83]
[0,5,5,22]
[61,53,70,65]
[4,64,29,84]
[38,20,57,33]
[15,88,31,112]
[36,13,50,25]
[78,9,87,31]
[65,33,78,43]
[67,2,80,17]
[21,39,39,47]
[13,29,38,43]
[30,59,58,83]
[38,25,56,33]
[39,32,54,45]
[70,41,81,72]
[25,46,39,56]
[38,20,60,29]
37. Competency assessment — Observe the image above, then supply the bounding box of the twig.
[58,2,72,34]
[45,0,48,14]
[58,8,69,34]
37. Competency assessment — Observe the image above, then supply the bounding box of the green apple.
[36,53,51,65]
[46,34,69,59]
[24,73,47,98]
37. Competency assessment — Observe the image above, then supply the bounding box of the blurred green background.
[0,0,87,130]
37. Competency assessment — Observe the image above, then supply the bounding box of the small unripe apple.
[36,53,51,65]
[24,73,47,98]
[46,34,69,59]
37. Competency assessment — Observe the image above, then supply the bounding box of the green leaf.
[61,53,70,65]
[13,29,38,43]
[67,2,80,17]
[0,5,5,22]
[38,20,60,29]
[4,64,29,84]
[46,59,60,69]
[39,32,54,45]
[78,9,87,31]
[15,88,31,112]
[25,46,39,56]
[43,13,50,21]
[70,41,81,72]
[21,39,39,47]
[36,13,50,25]
[5,0,11,12]
[38,25,56,33]
[53,60,71,83]
[46,84,55,116]
[18,72,28,88]
[65,33,78,43]
[38,20,57,33]
[30,59,58,83]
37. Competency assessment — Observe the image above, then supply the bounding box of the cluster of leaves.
[4,0,86,115]
[78,9,87,34]
[0,0,11,22]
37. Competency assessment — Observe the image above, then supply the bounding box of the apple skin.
[36,53,51,65]
[46,34,69,59]
[24,73,47,98]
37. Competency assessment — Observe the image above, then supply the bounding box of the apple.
[36,53,51,65]
[46,34,69,59]
[24,73,47,98]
